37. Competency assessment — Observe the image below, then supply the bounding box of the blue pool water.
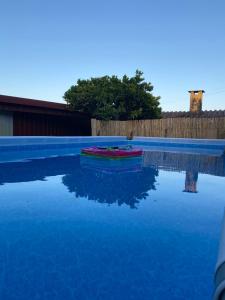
[0,145,225,299]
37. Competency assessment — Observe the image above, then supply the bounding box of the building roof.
[0,94,88,117]
[0,94,67,110]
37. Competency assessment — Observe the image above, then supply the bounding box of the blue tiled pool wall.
[0,137,127,152]
[132,138,225,150]
[0,136,225,152]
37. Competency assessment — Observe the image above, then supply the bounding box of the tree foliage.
[64,70,161,120]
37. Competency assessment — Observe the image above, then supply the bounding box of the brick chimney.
[188,90,205,113]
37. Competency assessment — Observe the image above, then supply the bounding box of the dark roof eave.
[0,94,90,118]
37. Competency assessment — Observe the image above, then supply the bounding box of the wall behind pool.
[0,136,224,152]
[0,112,13,136]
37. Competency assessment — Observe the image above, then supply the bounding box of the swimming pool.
[0,137,224,300]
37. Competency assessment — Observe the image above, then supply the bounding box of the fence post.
[91,119,97,136]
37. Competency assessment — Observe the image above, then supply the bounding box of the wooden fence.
[91,117,225,139]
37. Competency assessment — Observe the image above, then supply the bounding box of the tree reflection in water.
[62,155,158,209]
[1,149,223,207]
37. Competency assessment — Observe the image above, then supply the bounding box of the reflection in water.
[0,150,224,207]
[0,155,158,208]
[63,155,158,208]
[183,171,198,193]
[80,155,143,174]
[0,156,79,185]
[143,151,225,195]
[143,151,225,176]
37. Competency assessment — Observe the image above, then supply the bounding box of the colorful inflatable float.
[81,146,143,159]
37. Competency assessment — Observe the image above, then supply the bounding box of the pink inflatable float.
[81,146,143,158]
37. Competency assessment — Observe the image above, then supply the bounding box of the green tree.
[64,70,161,120]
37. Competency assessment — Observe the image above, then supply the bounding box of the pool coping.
[0,136,224,152]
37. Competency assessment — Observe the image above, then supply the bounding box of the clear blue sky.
[1,0,225,111]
